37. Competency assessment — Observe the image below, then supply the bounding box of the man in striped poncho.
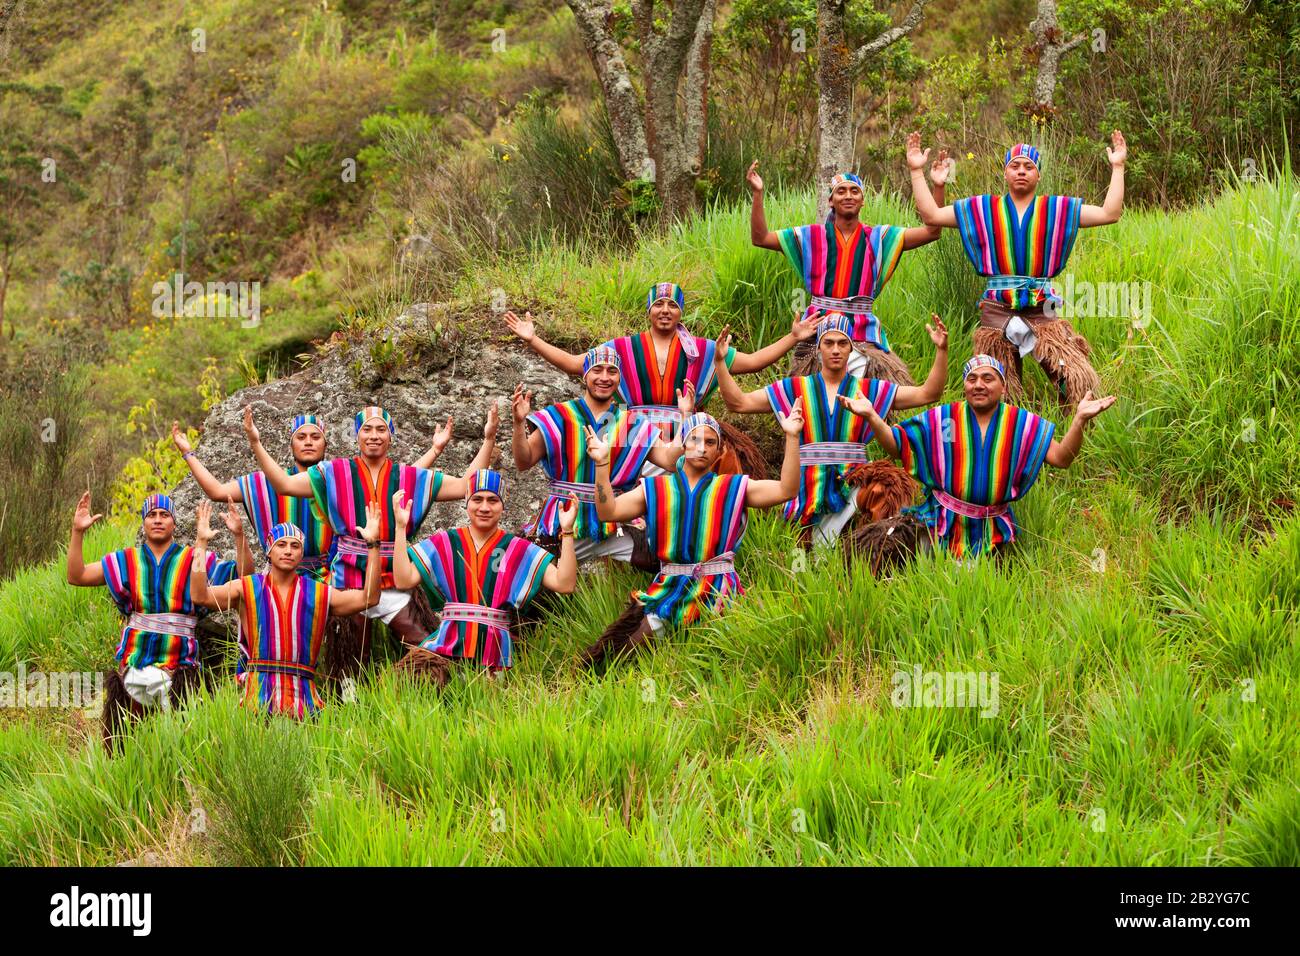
[906,130,1128,405]
[66,491,254,752]
[845,354,1116,566]
[578,409,803,668]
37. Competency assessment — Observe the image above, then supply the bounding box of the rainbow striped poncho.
[101,545,237,669]
[952,194,1083,310]
[525,398,657,539]
[598,332,736,438]
[634,471,750,628]
[764,373,899,526]
[235,573,330,718]
[307,457,443,589]
[778,221,908,350]
[892,401,1056,558]
[236,466,334,581]
[408,527,555,671]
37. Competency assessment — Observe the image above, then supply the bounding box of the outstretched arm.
[714,327,777,414]
[511,384,545,471]
[900,152,949,249]
[244,407,313,497]
[891,316,949,409]
[588,426,649,524]
[746,160,783,251]
[411,417,454,470]
[503,310,585,376]
[172,421,241,502]
[389,491,423,590]
[218,498,255,576]
[461,402,501,478]
[906,132,958,229]
[66,491,106,586]
[842,398,901,461]
[729,313,820,374]
[1079,130,1126,227]
[1045,392,1117,468]
[191,501,242,610]
[540,496,579,594]
[745,408,804,509]
[330,501,385,614]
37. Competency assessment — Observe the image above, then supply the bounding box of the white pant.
[575,533,635,563]
[812,494,859,548]
[845,347,869,379]
[123,666,174,709]
[361,588,412,623]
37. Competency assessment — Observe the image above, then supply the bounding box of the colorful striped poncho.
[101,545,237,669]
[408,527,555,670]
[235,573,330,718]
[952,194,1083,310]
[236,466,334,581]
[525,398,657,539]
[764,373,899,526]
[307,457,442,589]
[598,332,736,438]
[634,471,749,628]
[778,222,908,350]
[891,401,1056,557]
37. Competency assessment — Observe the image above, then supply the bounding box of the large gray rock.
[167,303,577,560]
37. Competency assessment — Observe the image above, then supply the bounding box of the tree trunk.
[1030,0,1086,114]
[816,1,856,221]
[568,0,652,181]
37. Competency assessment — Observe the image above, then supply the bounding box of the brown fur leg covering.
[320,613,371,683]
[972,327,1025,399]
[404,586,442,639]
[580,600,647,669]
[716,420,768,478]
[855,343,915,386]
[626,525,660,575]
[847,514,930,577]
[100,669,138,755]
[392,646,452,688]
[1030,319,1101,407]
[169,666,202,706]
[843,460,919,522]
[789,338,819,378]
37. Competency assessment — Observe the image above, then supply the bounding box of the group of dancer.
[67,133,1121,750]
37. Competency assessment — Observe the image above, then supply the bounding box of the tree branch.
[853,0,931,68]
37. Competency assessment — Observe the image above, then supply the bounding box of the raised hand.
[195,500,215,546]
[714,325,732,362]
[358,500,383,543]
[484,401,501,440]
[391,490,412,533]
[73,491,103,533]
[926,314,948,350]
[778,406,805,436]
[745,159,764,194]
[1075,390,1117,423]
[558,493,580,532]
[221,496,243,536]
[431,416,454,455]
[504,310,535,343]
[171,420,192,455]
[242,406,260,445]
[583,425,611,467]
[1106,129,1127,168]
[511,383,532,424]
[791,312,820,341]
[905,131,930,171]
[837,394,883,420]
[930,149,953,186]
[676,380,697,418]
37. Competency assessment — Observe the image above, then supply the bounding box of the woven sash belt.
[247,658,316,679]
[629,405,682,426]
[799,441,869,466]
[659,551,737,580]
[336,535,395,558]
[547,479,597,504]
[811,294,874,315]
[441,602,512,629]
[298,553,329,571]
[127,612,197,638]
[933,488,1008,520]
[984,275,1058,298]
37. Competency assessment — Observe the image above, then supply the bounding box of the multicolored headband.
[816,313,854,344]
[466,469,503,500]
[266,522,305,549]
[140,493,173,520]
[646,282,700,362]
[290,414,323,438]
[963,354,1006,381]
[582,345,621,378]
[828,172,864,196]
[354,406,395,436]
[681,413,721,443]
[1004,144,1041,170]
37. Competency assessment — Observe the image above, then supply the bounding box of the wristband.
[182,451,196,461]
[559,531,575,539]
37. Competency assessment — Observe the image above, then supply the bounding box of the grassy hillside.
[0,174,1295,865]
